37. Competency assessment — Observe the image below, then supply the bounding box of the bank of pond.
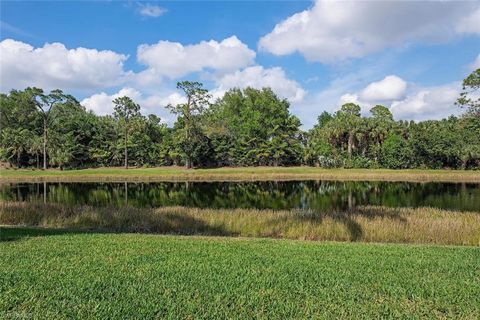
[1,180,479,246]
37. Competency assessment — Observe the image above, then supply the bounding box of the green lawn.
[2,166,480,182]
[1,228,479,319]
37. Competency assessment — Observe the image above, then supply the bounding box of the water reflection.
[0,181,479,211]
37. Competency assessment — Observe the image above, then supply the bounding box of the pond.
[1,181,479,211]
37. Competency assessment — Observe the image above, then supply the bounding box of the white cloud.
[359,75,407,102]
[0,39,130,91]
[339,93,361,106]
[81,88,142,116]
[259,0,480,63]
[390,83,461,121]
[138,3,167,18]
[137,36,256,79]
[81,88,185,123]
[337,78,461,121]
[212,66,306,102]
[455,7,480,34]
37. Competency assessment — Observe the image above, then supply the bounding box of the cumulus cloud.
[137,36,256,79]
[339,93,361,107]
[359,75,407,102]
[337,77,461,121]
[81,87,185,123]
[390,83,461,121]
[81,88,142,116]
[0,39,131,91]
[212,66,306,102]
[259,0,480,63]
[138,3,167,18]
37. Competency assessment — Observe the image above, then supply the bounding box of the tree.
[305,112,334,166]
[49,132,75,170]
[26,88,76,169]
[316,111,333,128]
[167,81,211,168]
[2,85,480,171]
[1,128,32,167]
[336,103,361,158]
[369,105,394,162]
[1,91,39,167]
[113,96,141,169]
[457,68,480,117]
[380,134,413,169]
[205,87,303,167]
[28,135,43,168]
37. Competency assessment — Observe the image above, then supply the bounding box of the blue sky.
[1,0,479,128]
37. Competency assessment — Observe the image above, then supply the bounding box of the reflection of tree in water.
[0,181,479,211]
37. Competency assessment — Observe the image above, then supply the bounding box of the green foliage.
[1,78,480,170]
[113,96,141,168]
[380,134,413,169]
[205,87,303,166]
[167,81,212,168]
[456,68,480,117]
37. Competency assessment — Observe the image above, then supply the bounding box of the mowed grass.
[1,229,479,319]
[2,202,480,246]
[2,166,480,182]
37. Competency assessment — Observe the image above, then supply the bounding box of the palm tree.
[369,105,394,162]
[28,135,43,169]
[336,103,361,159]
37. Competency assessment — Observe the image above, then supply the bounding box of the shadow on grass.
[344,207,407,241]
[1,212,237,242]
[0,202,411,243]
[276,206,407,241]
[0,226,91,242]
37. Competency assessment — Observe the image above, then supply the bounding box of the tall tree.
[26,88,76,169]
[336,103,361,159]
[205,87,302,167]
[113,96,141,169]
[369,105,394,162]
[167,81,211,168]
[457,68,480,117]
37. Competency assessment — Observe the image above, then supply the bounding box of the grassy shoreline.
[2,202,479,246]
[2,166,480,182]
[1,231,479,318]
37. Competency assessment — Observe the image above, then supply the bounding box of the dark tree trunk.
[185,117,192,169]
[330,137,337,160]
[43,117,47,170]
[124,126,128,169]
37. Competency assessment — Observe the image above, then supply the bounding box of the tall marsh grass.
[1,201,479,246]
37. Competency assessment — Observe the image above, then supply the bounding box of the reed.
[2,201,478,246]
[2,167,479,182]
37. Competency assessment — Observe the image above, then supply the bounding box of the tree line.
[1,70,479,170]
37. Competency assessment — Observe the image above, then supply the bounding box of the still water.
[1,181,479,211]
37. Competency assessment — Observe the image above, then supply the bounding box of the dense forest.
[1,69,479,170]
